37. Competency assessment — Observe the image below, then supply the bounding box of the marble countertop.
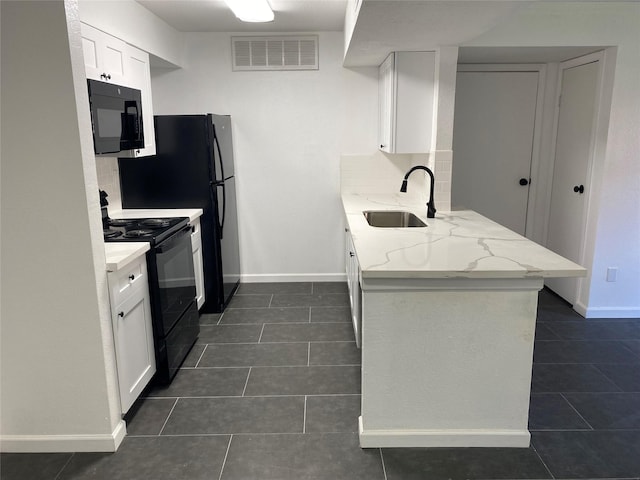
[104,208,203,272]
[105,242,150,272]
[342,193,587,279]
[108,208,203,222]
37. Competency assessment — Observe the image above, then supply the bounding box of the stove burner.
[139,218,171,228]
[103,229,123,239]
[109,218,135,227]
[125,229,154,238]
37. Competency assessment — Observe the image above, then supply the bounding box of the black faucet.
[400,166,436,218]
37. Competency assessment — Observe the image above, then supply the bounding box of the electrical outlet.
[606,267,618,282]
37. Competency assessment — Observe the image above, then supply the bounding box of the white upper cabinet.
[81,22,156,157]
[81,23,127,85]
[378,51,435,154]
[125,46,156,157]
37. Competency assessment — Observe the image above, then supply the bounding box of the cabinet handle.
[129,274,135,280]
[380,144,385,149]
[573,185,585,194]
[100,73,112,80]
[349,251,355,257]
[118,312,124,317]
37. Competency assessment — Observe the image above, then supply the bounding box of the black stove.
[103,217,189,245]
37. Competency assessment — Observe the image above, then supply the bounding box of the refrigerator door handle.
[212,182,227,239]
[213,128,225,182]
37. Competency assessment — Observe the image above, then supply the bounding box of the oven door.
[153,225,197,336]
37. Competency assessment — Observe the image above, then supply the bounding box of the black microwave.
[87,79,144,155]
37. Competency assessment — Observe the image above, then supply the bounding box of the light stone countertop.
[104,208,203,272]
[105,242,150,272]
[342,193,587,280]
[108,208,203,223]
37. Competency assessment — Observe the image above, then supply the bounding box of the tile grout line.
[258,324,266,343]
[307,342,311,366]
[241,367,252,396]
[53,452,76,480]
[303,395,307,434]
[217,435,233,480]
[194,344,208,368]
[560,392,596,430]
[216,311,225,325]
[157,398,179,436]
[379,448,388,480]
[268,294,274,308]
[530,441,556,480]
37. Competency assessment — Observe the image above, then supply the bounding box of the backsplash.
[340,151,451,212]
[96,156,122,212]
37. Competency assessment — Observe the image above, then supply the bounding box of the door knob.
[573,185,585,194]
[519,178,530,186]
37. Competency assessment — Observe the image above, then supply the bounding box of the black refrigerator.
[118,114,240,313]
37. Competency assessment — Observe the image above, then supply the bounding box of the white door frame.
[546,50,610,314]
[456,64,547,241]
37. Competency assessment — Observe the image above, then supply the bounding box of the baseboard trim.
[358,417,530,448]
[0,420,127,453]
[577,303,640,319]
[240,273,347,283]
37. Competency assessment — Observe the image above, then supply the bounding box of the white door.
[545,59,600,304]
[452,70,539,236]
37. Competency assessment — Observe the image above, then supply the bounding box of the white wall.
[151,32,378,282]
[0,0,124,452]
[464,2,640,317]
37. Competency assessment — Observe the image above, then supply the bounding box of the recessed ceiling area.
[458,46,604,64]
[136,0,347,33]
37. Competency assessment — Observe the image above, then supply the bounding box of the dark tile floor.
[2,283,640,480]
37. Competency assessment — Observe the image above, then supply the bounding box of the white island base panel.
[358,277,541,449]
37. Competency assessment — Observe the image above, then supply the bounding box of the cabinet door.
[378,53,395,153]
[191,219,205,310]
[126,45,156,157]
[394,51,435,153]
[112,288,156,414]
[378,51,435,154]
[345,229,361,348]
[81,23,127,85]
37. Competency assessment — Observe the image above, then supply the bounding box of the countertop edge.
[105,242,150,272]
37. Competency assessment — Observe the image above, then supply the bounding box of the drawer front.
[109,256,147,306]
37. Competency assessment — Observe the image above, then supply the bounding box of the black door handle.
[573,185,585,194]
[519,178,530,186]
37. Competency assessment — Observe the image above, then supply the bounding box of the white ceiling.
[136,0,605,66]
[136,0,347,32]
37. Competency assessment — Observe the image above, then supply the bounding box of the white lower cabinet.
[191,218,205,310]
[108,255,155,414]
[345,228,362,348]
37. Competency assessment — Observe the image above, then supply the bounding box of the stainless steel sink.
[363,210,427,228]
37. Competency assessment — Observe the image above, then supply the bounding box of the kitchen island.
[342,193,586,449]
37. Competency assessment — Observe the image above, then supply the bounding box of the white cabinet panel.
[81,23,126,85]
[191,218,205,310]
[125,46,156,157]
[107,255,155,414]
[345,227,361,348]
[378,51,435,154]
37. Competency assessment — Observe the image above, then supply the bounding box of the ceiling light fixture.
[224,0,274,23]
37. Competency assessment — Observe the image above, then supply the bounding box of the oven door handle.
[154,225,192,254]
